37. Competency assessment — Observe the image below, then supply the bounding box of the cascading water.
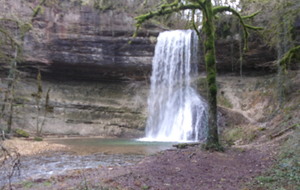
[143,30,208,142]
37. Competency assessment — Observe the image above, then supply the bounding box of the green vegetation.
[222,126,258,146]
[14,129,30,138]
[222,127,244,145]
[34,136,43,141]
[217,95,233,109]
[279,45,300,72]
[93,0,114,11]
[42,180,52,187]
[22,181,34,189]
[142,185,150,190]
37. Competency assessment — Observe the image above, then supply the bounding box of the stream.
[0,138,175,186]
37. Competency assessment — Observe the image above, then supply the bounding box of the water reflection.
[47,137,175,155]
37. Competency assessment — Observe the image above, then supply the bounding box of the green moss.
[217,95,233,108]
[34,136,43,141]
[204,40,215,51]
[14,129,29,138]
[209,84,217,96]
[93,0,113,11]
[142,185,150,190]
[217,21,231,39]
[207,72,216,83]
[222,127,258,146]
[222,127,244,145]
[202,142,224,152]
[22,181,34,189]
[258,127,266,131]
[42,181,52,187]
[256,176,276,183]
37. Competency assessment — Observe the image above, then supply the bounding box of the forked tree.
[135,0,262,150]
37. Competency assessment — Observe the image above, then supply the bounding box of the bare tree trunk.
[5,48,18,134]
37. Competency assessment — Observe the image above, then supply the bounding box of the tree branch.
[0,28,20,48]
[32,0,47,20]
[279,45,300,72]
[191,10,200,36]
[212,6,263,50]
[134,2,201,36]
[242,11,260,19]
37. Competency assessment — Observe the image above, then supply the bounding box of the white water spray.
[142,30,208,142]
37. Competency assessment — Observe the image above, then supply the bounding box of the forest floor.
[6,140,276,190]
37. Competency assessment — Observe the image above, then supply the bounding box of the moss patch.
[34,136,43,141]
[217,94,233,109]
[14,129,30,138]
[221,126,259,146]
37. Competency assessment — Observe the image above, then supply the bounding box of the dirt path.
[11,145,275,190]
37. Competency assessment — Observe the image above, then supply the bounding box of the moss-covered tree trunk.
[202,0,220,149]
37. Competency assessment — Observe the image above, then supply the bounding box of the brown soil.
[102,146,275,190]
[12,145,275,190]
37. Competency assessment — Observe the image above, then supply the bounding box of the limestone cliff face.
[13,0,158,81]
[214,39,275,74]
[13,79,148,137]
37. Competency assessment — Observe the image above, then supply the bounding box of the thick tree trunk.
[202,0,221,150]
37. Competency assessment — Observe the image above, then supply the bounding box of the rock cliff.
[18,0,158,81]
[13,79,148,137]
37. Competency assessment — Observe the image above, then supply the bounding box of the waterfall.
[143,30,208,142]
